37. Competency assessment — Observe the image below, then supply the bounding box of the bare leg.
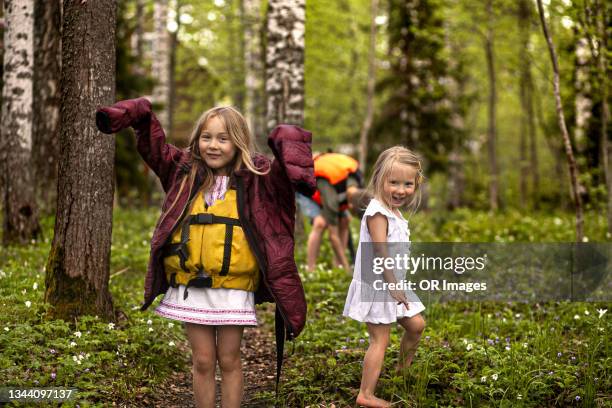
[216,326,245,408]
[333,215,350,266]
[185,323,216,408]
[307,215,327,272]
[397,314,425,372]
[328,224,350,271]
[356,323,392,408]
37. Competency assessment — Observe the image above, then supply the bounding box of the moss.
[44,244,115,322]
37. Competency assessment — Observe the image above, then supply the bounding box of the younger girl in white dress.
[343,146,426,408]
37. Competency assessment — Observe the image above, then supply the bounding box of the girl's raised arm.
[95,97,186,192]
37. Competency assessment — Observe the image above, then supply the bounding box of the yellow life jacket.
[162,188,259,299]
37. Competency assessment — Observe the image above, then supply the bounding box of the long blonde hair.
[367,146,425,213]
[159,106,268,226]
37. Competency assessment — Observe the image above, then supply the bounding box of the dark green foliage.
[373,0,455,172]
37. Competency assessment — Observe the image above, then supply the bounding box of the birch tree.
[244,0,265,146]
[45,0,116,320]
[1,0,40,244]
[152,0,171,130]
[265,0,305,134]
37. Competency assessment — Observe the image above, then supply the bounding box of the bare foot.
[356,393,391,408]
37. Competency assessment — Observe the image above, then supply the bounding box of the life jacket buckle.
[193,213,214,224]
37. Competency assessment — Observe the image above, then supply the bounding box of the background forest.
[118,0,609,219]
[0,0,610,406]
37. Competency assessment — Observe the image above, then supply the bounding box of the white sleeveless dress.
[154,176,258,326]
[343,198,425,324]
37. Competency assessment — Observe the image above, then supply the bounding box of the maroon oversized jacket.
[96,97,315,337]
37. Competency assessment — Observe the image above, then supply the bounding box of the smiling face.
[198,115,238,175]
[383,162,417,209]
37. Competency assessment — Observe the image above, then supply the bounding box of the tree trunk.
[1,0,40,244]
[44,0,116,321]
[536,0,584,241]
[152,0,170,130]
[244,0,265,148]
[32,0,61,214]
[229,0,245,111]
[484,0,498,211]
[265,0,305,134]
[594,0,610,235]
[168,0,181,137]
[135,0,144,61]
[518,0,539,208]
[358,0,378,173]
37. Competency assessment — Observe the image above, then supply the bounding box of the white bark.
[2,0,34,151]
[244,0,265,145]
[152,0,171,130]
[265,0,305,133]
[1,0,40,243]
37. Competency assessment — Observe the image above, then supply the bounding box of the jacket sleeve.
[95,97,185,192]
[267,124,316,196]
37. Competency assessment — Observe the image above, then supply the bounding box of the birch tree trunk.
[1,0,40,244]
[45,0,116,320]
[265,0,305,134]
[152,0,170,130]
[536,0,584,241]
[358,0,378,173]
[32,0,61,213]
[168,0,181,136]
[484,0,499,211]
[244,0,265,147]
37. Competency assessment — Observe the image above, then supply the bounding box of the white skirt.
[343,279,425,324]
[154,285,258,326]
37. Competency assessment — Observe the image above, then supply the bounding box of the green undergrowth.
[269,209,611,407]
[0,208,610,407]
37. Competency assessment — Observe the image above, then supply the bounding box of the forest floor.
[145,313,278,408]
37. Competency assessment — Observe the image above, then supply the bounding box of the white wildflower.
[523,343,528,348]
[69,341,77,347]
[481,376,487,383]
[32,282,38,290]
[584,310,589,315]
[517,394,522,400]
[168,322,175,328]
[25,301,32,308]
[168,341,175,347]
[148,327,154,332]
[492,373,498,381]
[4,327,9,332]
[108,323,115,330]
[21,289,27,295]
[74,331,82,338]
[466,343,473,351]
[146,319,153,325]
[574,314,580,320]
[597,309,607,319]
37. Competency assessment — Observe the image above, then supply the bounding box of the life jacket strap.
[162,213,242,275]
[183,269,213,300]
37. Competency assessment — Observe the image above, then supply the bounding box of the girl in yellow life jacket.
[153,106,268,408]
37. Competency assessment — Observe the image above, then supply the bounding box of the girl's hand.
[389,289,410,309]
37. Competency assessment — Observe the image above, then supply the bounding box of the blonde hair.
[159,106,268,226]
[367,146,425,213]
